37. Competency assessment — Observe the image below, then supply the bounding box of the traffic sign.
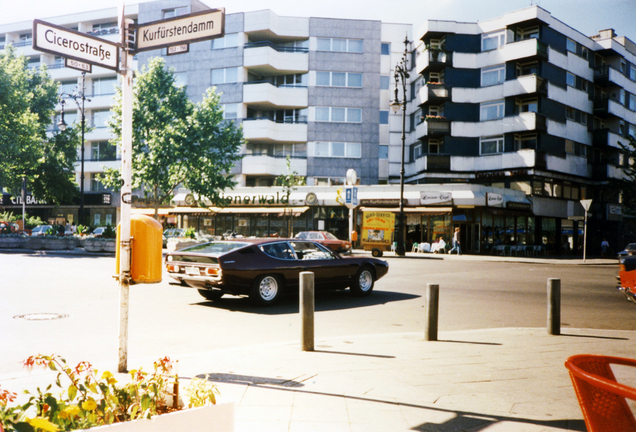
[344,186,358,209]
[133,9,224,53]
[33,19,119,71]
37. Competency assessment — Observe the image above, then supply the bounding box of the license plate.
[185,266,200,276]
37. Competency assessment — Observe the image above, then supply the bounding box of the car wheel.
[251,275,282,306]
[350,266,375,296]
[371,248,383,257]
[197,289,224,301]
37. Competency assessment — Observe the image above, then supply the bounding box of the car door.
[289,241,352,289]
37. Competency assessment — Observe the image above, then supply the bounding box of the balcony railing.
[244,80,307,88]
[244,41,308,53]
[244,116,308,124]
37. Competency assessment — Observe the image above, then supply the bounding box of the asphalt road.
[1,253,631,378]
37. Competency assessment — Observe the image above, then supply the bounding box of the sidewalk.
[3,327,634,431]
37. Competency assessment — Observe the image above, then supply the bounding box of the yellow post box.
[116,214,163,284]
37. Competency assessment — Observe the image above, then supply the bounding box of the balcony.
[241,154,307,176]
[593,162,626,181]
[416,49,451,74]
[243,81,308,110]
[417,84,450,105]
[593,128,628,149]
[503,75,547,97]
[242,118,308,144]
[452,150,545,172]
[243,42,308,75]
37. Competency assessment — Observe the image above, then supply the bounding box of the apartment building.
[2,1,635,254]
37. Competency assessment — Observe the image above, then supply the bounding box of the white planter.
[167,238,206,251]
[86,402,234,432]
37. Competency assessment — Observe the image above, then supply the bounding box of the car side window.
[309,232,321,240]
[290,241,335,260]
[261,242,295,260]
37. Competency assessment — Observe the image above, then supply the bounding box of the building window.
[379,110,389,124]
[516,97,538,114]
[211,33,239,49]
[211,67,239,84]
[163,7,187,18]
[629,124,636,139]
[315,107,362,123]
[91,110,111,129]
[380,75,390,90]
[482,29,506,51]
[630,94,636,111]
[514,134,537,150]
[91,141,117,161]
[381,43,390,55]
[517,27,539,41]
[223,104,238,120]
[480,100,505,121]
[565,140,575,154]
[314,142,361,158]
[428,72,444,84]
[429,38,445,50]
[90,173,112,192]
[567,38,577,53]
[481,65,505,86]
[59,80,77,95]
[480,136,504,155]
[316,71,362,88]
[413,143,423,159]
[273,143,307,158]
[428,139,441,154]
[379,145,388,159]
[566,72,576,87]
[92,77,117,96]
[629,65,636,81]
[317,38,363,53]
[516,61,538,77]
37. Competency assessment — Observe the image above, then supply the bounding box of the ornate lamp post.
[58,72,90,226]
[390,35,410,257]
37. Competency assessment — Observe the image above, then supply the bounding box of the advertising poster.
[361,212,395,247]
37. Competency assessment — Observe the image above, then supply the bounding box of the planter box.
[43,238,69,250]
[0,237,27,248]
[84,238,117,253]
[86,402,234,432]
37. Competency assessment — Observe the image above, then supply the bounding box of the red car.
[165,238,388,306]
[294,231,352,253]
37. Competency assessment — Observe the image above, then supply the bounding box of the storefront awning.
[131,208,172,215]
[210,206,309,216]
[170,207,212,214]
[359,207,452,213]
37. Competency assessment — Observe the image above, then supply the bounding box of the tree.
[274,156,306,236]
[0,46,79,204]
[100,57,244,218]
[613,137,636,216]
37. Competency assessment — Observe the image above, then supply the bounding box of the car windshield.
[324,232,339,240]
[181,241,250,255]
[626,244,636,251]
[295,232,310,239]
[290,241,336,260]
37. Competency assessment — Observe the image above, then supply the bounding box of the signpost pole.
[117,18,135,374]
[580,199,593,263]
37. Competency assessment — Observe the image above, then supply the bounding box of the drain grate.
[14,313,69,321]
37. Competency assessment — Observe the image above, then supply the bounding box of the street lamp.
[390,35,410,257]
[58,71,90,226]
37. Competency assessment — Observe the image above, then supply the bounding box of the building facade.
[1,2,635,254]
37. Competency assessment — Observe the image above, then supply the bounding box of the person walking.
[449,227,461,255]
[601,238,609,257]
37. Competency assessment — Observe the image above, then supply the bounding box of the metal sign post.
[580,199,593,262]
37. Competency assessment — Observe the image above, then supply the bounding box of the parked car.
[618,255,636,304]
[165,238,389,306]
[294,231,352,253]
[163,228,185,248]
[92,227,107,237]
[618,243,636,263]
[30,225,53,236]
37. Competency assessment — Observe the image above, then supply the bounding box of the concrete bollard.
[425,283,439,341]
[300,271,314,351]
[547,278,561,336]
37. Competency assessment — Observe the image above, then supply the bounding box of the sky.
[2,0,636,43]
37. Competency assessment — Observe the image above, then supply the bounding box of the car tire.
[251,274,282,306]
[371,248,383,257]
[197,289,224,301]
[350,266,375,296]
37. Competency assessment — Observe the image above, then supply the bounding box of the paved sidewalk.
[3,327,635,431]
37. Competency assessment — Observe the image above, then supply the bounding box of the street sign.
[33,19,119,71]
[65,57,92,73]
[167,44,189,55]
[133,9,224,53]
[344,186,358,209]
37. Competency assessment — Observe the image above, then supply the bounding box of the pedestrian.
[449,227,461,255]
[601,238,609,257]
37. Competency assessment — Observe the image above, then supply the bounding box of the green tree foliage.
[0,46,79,204]
[100,57,243,217]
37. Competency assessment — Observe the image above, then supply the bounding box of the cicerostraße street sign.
[133,8,224,53]
[33,19,119,71]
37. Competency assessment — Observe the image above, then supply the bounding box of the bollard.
[425,283,439,341]
[300,271,314,351]
[547,278,561,335]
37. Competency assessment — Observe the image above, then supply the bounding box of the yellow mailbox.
[116,214,163,284]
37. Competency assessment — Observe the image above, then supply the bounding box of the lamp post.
[390,35,410,257]
[58,72,90,226]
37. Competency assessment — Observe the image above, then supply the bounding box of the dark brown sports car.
[165,238,389,305]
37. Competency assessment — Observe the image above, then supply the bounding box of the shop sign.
[102,193,111,205]
[2,194,47,206]
[487,193,503,207]
[360,199,404,206]
[506,201,532,211]
[608,204,622,221]
[218,191,289,206]
[420,192,452,205]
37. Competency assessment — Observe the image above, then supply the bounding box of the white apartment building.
[2,1,636,254]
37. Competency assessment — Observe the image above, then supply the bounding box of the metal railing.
[244,40,308,53]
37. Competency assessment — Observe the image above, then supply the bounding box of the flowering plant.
[0,355,218,432]
[424,115,447,120]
